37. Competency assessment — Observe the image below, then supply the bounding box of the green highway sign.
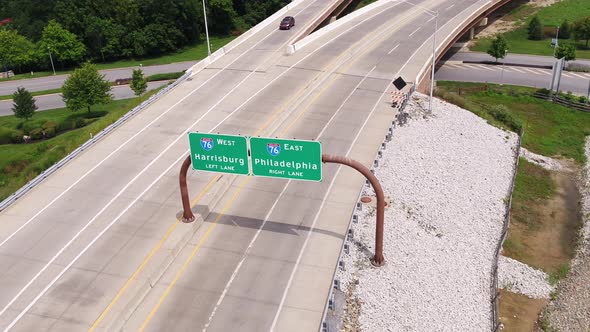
[250,137,322,181]
[188,132,249,175]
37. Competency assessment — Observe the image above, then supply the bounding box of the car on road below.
[279,16,295,30]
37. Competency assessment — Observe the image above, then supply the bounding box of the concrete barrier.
[286,0,397,55]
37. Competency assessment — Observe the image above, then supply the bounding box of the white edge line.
[409,26,422,37]
[202,65,378,331]
[388,44,400,55]
[0,3,302,251]
[269,71,392,332]
[1,4,398,328]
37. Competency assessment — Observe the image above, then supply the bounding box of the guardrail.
[0,71,190,212]
[319,83,415,332]
[490,128,522,331]
[532,92,590,112]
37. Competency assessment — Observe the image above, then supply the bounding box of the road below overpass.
[0,0,505,331]
[0,62,196,96]
[0,81,171,116]
[437,52,590,95]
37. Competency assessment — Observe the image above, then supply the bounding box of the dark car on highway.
[279,16,295,30]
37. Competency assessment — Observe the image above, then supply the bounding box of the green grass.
[0,88,62,101]
[0,35,236,82]
[0,90,160,201]
[512,158,556,229]
[471,0,590,59]
[436,81,590,164]
[548,263,570,285]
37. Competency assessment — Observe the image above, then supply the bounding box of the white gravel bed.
[498,255,553,299]
[520,147,566,172]
[336,94,518,331]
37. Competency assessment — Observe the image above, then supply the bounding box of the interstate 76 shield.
[188,132,249,175]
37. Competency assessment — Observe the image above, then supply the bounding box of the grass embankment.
[0,89,161,201]
[436,81,588,329]
[0,35,236,83]
[471,0,590,59]
[436,81,590,163]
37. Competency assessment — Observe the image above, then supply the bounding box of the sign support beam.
[179,155,196,223]
[321,154,385,267]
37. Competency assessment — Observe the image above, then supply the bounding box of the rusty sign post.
[321,154,385,266]
[179,136,386,266]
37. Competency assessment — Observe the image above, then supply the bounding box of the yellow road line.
[139,177,251,331]
[88,174,221,331]
[89,42,343,332]
[128,6,418,330]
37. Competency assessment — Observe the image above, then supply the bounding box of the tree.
[555,44,576,62]
[573,17,590,47]
[62,62,112,113]
[487,35,508,62]
[12,87,37,120]
[0,29,35,74]
[528,16,544,40]
[38,20,86,68]
[559,20,571,39]
[130,68,147,96]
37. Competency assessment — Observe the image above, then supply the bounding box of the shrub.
[75,118,86,128]
[537,88,550,95]
[44,127,56,138]
[146,71,185,82]
[528,16,544,40]
[487,104,523,133]
[10,131,24,144]
[57,120,76,132]
[0,128,15,144]
[22,120,44,134]
[29,128,44,140]
[563,91,575,101]
[42,121,58,130]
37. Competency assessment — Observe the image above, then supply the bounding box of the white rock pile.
[336,93,519,331]
[520,147,566,172]
[498,255,553,299]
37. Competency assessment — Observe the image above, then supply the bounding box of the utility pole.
[554,26,560,57]
[202,0,211,57]
[47,47,56,75]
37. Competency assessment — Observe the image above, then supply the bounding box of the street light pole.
[202,0,211,57]
[429,11,438,113]
[47,47,56,75]
[554,26,560,57]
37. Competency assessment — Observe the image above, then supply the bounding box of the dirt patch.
[504,168,581,275]
[499,290,548,331]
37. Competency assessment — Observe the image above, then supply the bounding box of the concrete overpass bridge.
[0,0,514,331]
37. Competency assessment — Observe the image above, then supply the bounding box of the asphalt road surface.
[0,0,504,331]
[0,62,196,96]
[0,81,171,116]
[444,50,590,68]
[435,60,590,95]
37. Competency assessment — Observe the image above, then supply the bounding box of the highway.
[0,81,171,116]
[0,0,507,331]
